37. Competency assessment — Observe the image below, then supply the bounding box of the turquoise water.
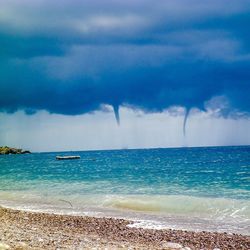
[0,146,249,234]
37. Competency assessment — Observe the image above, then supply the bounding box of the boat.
[56,155,80,160]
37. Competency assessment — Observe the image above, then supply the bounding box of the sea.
[0,146,249,235]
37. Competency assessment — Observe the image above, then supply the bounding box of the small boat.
[56,155,80,160]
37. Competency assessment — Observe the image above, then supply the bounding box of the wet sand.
[0,206,249,250]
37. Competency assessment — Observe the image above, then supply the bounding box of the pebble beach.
[0,207,249,250]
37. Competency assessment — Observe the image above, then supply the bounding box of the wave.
[103,195,250,221]
[0,190,249,220]
[1,192,249,234]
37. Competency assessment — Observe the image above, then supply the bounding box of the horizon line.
[31,144,250,154]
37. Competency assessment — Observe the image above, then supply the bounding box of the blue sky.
[0,0,250,151]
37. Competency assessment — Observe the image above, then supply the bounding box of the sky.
[0,0,250,151]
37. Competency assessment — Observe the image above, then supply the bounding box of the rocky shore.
[0,207,249,250]
[0,146,30,155]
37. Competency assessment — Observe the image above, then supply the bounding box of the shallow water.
[0,146,249,234]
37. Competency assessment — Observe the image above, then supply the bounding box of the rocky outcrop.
[0,146,31,155]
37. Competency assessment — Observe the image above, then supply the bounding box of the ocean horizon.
[32,144,250,153]
[0,145,249,235]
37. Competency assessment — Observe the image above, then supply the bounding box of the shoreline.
[1,196,249,236]
[0,206,249,250]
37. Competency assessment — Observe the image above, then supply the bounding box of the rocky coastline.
[0,207,249,250]
[0,146,30,155]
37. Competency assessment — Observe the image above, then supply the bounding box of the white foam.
[127,220,166,230]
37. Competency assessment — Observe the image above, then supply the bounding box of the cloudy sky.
[0,0,250,151]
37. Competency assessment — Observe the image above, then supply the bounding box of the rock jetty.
[0,146,31,155]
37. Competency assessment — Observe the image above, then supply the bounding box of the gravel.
[0,207,249,250]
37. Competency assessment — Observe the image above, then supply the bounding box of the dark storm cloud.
[0,0,250,119]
